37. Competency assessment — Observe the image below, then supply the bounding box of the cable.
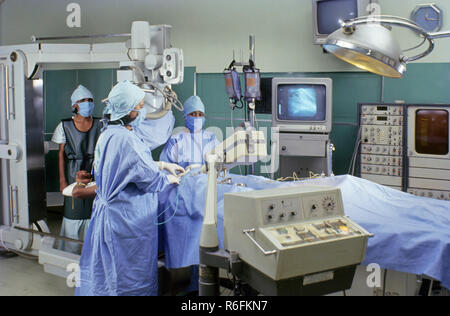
[154,181,183,226]
[276,171,321,182]
[351,140,362,176]
[348,126,362,175]
[154,169,197,225]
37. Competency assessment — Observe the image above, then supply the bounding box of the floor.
[0,199,74,296]
[0,252,75,296]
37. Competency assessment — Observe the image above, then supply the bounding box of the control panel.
[407,188,450,201]
[269,218,363,248]
[359,103,450,201]
[261,198,302,225]
[224,185,371,281]
[261,193,339,225]
[359,104,405,189]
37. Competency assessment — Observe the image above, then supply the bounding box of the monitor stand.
[272,133,334,179]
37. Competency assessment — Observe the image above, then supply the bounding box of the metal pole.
[199,263,220,296]
[428,30,450,39]
[0,64,10,226]
[14,226,84,245]
[249,35,255,63]
[31,33,131,43]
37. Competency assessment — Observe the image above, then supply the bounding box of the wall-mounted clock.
[411,4,443,32]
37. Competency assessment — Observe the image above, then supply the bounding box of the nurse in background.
[51,85,102,254]
[159,95,219,295]
[160,96,219,170]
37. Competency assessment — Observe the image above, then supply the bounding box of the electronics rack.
[357,103,450,201]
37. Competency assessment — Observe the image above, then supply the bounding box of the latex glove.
[157,161,185,176]
[167,175,180,185]
[178,164,203,177]
[186,164,202,172]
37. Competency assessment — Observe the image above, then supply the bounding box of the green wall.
[44,63,450,191]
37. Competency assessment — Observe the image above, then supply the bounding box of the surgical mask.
[185,116,205,132]
[129,107,147,128]
[77,101,95,117]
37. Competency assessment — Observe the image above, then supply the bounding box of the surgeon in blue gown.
[159,96,219,294]
[160,96,219,170]
[75,81,184,296]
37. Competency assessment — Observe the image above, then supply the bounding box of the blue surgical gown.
[133,110,175,151]
[76,125,170,296]
[159,129,219,168]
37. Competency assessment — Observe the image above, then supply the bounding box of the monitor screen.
[277,84,327,121]
[317,0,358,35]
[415,109,449,155]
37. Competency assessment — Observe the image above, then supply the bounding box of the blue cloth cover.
[158,174,450,290]
[159,130,219,169]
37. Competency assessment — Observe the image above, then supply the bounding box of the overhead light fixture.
[323,16,450,78]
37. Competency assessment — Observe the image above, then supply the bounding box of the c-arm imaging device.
[0,21,184,276]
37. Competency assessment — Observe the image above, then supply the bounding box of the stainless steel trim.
[249,35,255,63]
[324,39,407,77]
[31,33,131,42]
[429,30,450,40]
[8,185,18,225]
[7,65,15,120]
[243,228,277,256]
[3,64,10,121]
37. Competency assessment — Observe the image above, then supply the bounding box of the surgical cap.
[183,96,205,118]
[106,81,146,121]
[71,85,94,106]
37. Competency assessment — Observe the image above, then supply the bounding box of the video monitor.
[272,78,332,133]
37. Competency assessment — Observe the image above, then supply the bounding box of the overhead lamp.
[323,16,450,78]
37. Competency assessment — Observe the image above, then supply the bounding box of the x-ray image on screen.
[288,88,318,118]
[277,84,327,121]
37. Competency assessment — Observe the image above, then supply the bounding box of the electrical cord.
[155,169,198,225]
[348,126,362,175]
[277,171,321,182]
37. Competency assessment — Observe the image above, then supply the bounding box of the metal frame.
[0,23,184,276]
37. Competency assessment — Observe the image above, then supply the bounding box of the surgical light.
[323,16,450,78]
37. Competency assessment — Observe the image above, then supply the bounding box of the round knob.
[14,239,23,250]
